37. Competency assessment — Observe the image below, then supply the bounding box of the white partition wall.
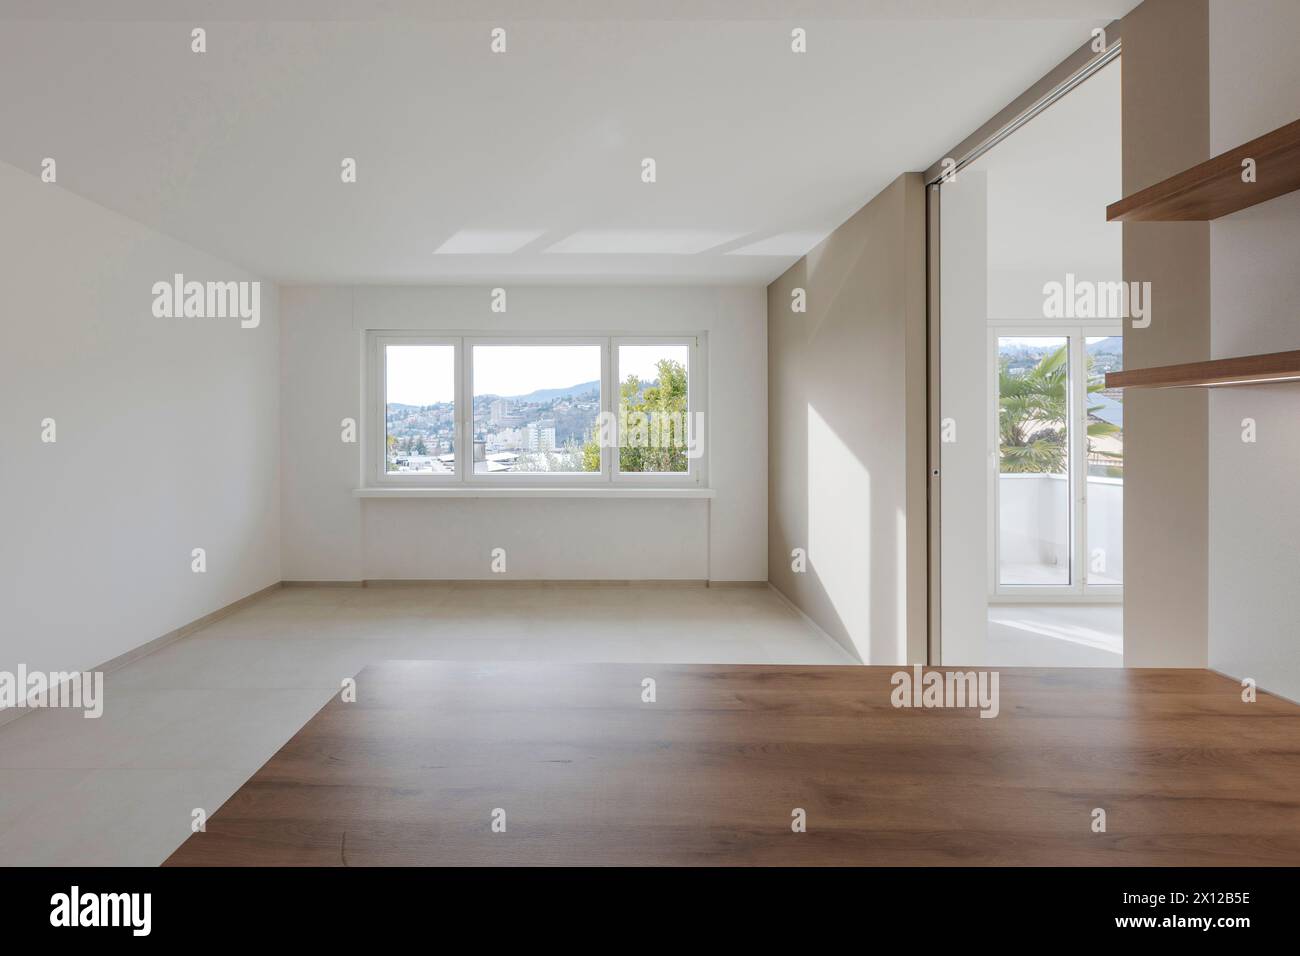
[938,170,992,665]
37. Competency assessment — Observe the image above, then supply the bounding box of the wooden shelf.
[1106,350,1300,389]
[1107,118,1300,221]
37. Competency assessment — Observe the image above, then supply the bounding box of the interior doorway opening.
[935,54,1123,667]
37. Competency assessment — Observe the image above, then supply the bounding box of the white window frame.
[366,331,706,489]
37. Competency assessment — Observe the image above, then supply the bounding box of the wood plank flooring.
[164,661,1300,866]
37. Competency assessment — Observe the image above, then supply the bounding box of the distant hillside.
[481,380,600,403]
[392,379,608,408]
[1087,337,1121,355]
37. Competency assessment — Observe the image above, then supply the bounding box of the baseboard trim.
[0,581,282,729]
[281,580,364,588]
[359,578,712,589]
[766,583,862,664]
[344,579,768,589]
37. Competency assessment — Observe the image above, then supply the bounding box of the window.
[996,335,1071,586]
[615,343,692,475]
[368,333,703,487]
[379,339,458,480]
[1084,335,1123,588]
[990,328,1123,594]
[471,343,602,475]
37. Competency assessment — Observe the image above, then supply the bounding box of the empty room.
[2,0,1298,933]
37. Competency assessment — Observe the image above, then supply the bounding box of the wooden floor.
[165,661,1300,866]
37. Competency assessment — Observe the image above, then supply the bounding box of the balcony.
[997,473,1123,587]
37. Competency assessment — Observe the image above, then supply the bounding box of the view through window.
[471,344,601,474]
[378,337,699,483]
[385,344,456,474]
[1085,335,1123,586]
[997,335,1071,586]
[616,344,690,473]
[995,333,1124,588]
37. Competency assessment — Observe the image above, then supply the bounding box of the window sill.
[353,486,716,499]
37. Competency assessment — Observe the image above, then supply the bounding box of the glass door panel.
[1085,335,1123,587]
[997,335,1071,586]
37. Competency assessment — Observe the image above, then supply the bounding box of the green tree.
[580,434,601,472]
[999,345,1121,474]
[583,359,689,472]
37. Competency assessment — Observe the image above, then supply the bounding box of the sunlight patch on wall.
[807,403,871,660]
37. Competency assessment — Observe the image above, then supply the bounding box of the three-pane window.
[372,334,703,486]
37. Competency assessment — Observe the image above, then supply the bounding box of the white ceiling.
[0,1,1140,284]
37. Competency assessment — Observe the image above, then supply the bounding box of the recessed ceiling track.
[924,25,1122,186]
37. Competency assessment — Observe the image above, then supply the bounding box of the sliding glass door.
[991,327,1122,596]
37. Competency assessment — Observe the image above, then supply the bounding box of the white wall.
[986,59,1123,320]
[1120,0,1210,668]
[0,160,280,682]
[1208,0,1300,701]
[279,284,766,582]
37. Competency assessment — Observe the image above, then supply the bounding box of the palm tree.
[999,345,1121,474]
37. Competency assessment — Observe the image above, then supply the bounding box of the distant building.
[490,399,524,426]
[525,419,556,452]
[392,455,451,474]
[486,426,524,451]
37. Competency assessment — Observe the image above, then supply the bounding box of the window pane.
[616,344,690,473]
[385,345,456,475]
[1086,336,1123,586]
[997,336,1070,586]
[471,345,601,474]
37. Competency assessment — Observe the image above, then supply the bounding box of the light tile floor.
[0,584,852,866]
[985,603,1123,667]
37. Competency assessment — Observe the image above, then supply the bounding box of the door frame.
[924,28,1123,664]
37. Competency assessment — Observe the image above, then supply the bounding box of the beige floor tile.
[0,583,849,864]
